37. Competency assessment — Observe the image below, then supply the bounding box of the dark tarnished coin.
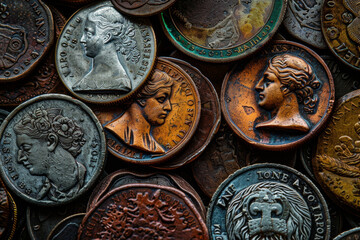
[86,169,206,219]
[96,57,201,165]
[27,198,87,240]
[0,5,66,106]
[283,0,327,49]
[0,0,54,82]
[0,185,17,240]
[333,227,360,240]
[322,0,360,71]
[47,213,85,240]
[161,0,287,62]
[111,0,177,17]
[78,183,209,239]
[152,57,220,169]
[207,164,330,240]
[55,1,157,104]
[0,178,10,239]
[314,89,360,214]
[0,94,106,206]
[221,40,334,150]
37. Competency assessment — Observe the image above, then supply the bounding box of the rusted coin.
[55,1,157,104]
[333,227,360,240]
[0,5,66,107]
[207,163,331,240]
[313,89,360,214]
[151,57,220,169]
[0,0,54,82]
[86,169,206,219]
[78,183,209,239]
[192,121,297,198]
[47,213,85,240]
[111,0,177,17]
[161,0,287,62]
[0,94,106,206]
[283,0,327,49]
[322,0,360,71]
[97,57,201,165]
[221,40,334,150]
[27,198,87,240]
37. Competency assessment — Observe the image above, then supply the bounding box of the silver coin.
[207,163,331,240]
[333,227,360,240]
[0,94,106,206]
[55,1,157,104]
[283,0,327,49]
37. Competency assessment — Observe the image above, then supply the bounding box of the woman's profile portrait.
[14,108,87,201]
[72,6,140,92]
[105,69,174,154]
[255,54,321,132]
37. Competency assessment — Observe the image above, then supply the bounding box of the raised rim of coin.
[0,93,107,206]
[111,0,177,17]
[333,227,360,240]
[46,213,85,240]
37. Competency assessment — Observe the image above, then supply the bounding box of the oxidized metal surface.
[0,0,54,82]
[97,57,201,165]
[47,213,85,240]
[111,0,177,17]
[55,1,157,104]
[0,5,66,106]
[221,40,334,150]
[0,94,106,206]
[322,0,360,71]
[152,57,220,169]
[27,199,87,240]
[207,164,331,240]
[333,227,360,240]
[161,0,287,62]
[283,0,327,49]
[192,121,297,197]
[78,183,209,239]
[86,169,206,219]
[0,178,9,239]
[314,89,360,214]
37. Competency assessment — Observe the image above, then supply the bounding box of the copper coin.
[0,0,54,82]
[0,178,10,239]
[322,0,360,71]
[283,0,327,49]
[0,6,66,106]
[221,40,334,150]
[47,213,85,240]
[78,183,209,239]
[0,94,106,206]
[112,0,177,17]
[152,57,220,169]
[55,1,157,104]
[314,89,360,214]
[86,169,206,219]
[97,57,201,165]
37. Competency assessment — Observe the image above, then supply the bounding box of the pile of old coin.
[1,0,360,239]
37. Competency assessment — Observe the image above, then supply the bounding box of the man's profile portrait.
[72,6,140,92]
[255,54,321,133]
[105,69,174,154]
[14,108,87,201]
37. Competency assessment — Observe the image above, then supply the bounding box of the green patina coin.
[161,0,287,62]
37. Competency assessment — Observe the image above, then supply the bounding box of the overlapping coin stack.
[0,0,360,239]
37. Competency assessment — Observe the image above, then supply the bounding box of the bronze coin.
[0,6,66,106]
[97,57,201,165]
[152,57,220,169]
[111,0,177,17]
[0,0,54,82]
[86,169,206,219]
[314,89,360,214]
[78,183,209,239]
[221,40,334,150]
[322,0,360,71]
